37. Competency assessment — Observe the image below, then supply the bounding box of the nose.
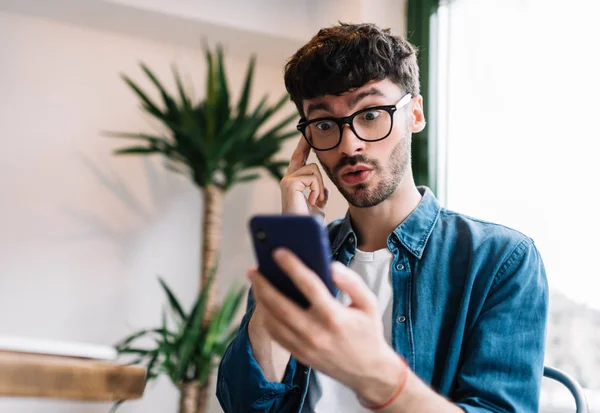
[336,124,365,156]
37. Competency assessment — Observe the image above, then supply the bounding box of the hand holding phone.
[249,214,335,308]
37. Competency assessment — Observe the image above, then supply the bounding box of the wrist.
[356,351,408,409]
[248,306,291,383]
[248,306,269,343]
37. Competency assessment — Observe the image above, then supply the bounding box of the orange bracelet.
[357,356,408,411]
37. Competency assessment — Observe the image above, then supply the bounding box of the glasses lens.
[352,109,392,141]
[304,120,340,150]
[303,108,393,150]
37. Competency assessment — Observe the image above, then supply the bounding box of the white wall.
[0,9,299,413]
[0,3,406,412]
[306,0,406,36]
[109,0,313,41]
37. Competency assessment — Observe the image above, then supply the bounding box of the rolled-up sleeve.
[454,240,549,413]
[216,292,305,413]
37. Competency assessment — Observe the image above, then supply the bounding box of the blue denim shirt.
[217,187,548,413]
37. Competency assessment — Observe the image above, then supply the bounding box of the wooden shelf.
[0,351,146,401]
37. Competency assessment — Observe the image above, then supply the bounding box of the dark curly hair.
[284,22,420,118]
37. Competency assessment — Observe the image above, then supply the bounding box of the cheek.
[372,136,399,157]
[391,116,410,138]
[316,152,336,171]
[384,127,409,153]
[369,137,404,171]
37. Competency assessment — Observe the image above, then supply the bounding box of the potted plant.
[113,275,245,413]
[108,45,297,412]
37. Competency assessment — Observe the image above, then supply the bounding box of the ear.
[410,95,426,133]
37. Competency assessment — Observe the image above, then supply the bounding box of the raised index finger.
[286,137,311,175]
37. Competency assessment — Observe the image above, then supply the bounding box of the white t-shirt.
[301,248,394,413]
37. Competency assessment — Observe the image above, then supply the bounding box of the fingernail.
[273,248,286,261]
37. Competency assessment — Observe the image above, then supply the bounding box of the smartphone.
[249,214,336,308]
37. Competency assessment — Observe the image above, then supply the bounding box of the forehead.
[302,78,401,117]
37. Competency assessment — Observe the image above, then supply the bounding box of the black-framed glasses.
[297,93,412,151]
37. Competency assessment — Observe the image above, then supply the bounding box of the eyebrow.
[348,88,386,108]
[305,87,386,118]
[305,102,332,118]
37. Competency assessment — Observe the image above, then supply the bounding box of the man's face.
[301,79,424,208]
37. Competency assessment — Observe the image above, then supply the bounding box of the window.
[435,0,600,409]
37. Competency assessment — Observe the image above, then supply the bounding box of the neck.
[348,174,422,252]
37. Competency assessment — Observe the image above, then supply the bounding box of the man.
[217,23,548,413]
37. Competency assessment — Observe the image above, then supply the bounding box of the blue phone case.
[249,215,335,308]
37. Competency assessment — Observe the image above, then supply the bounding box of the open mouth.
[340,167,373,185]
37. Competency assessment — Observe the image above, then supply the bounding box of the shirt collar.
[330,186,441,259]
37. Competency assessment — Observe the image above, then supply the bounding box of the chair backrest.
[544,366,589,413]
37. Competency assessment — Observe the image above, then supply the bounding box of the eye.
[361,110,381,121]
[315,120,335,131]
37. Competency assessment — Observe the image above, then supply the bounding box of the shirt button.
[396,263,404,271]
[397,315,407,323]
[347,235,355,244]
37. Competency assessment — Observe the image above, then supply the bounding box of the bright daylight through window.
[435,0,600,410]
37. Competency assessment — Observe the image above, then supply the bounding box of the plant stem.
[195,185,222,413]
[178,381,200,413]
[201,184,222,324]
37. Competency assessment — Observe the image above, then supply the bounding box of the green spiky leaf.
[111,45,296,191]
[237,55,255,119]
[172,64,192,112]
[158,277,186,323]
[140,63,179,121]
[113,147,161,156]
[174,268,216,380]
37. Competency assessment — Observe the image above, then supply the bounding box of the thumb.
[331,262,377,316]
[316,187,329,209]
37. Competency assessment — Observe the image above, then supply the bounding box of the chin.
[347,196,387,209]
[341,177,401,208]
[343,187,380,208]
